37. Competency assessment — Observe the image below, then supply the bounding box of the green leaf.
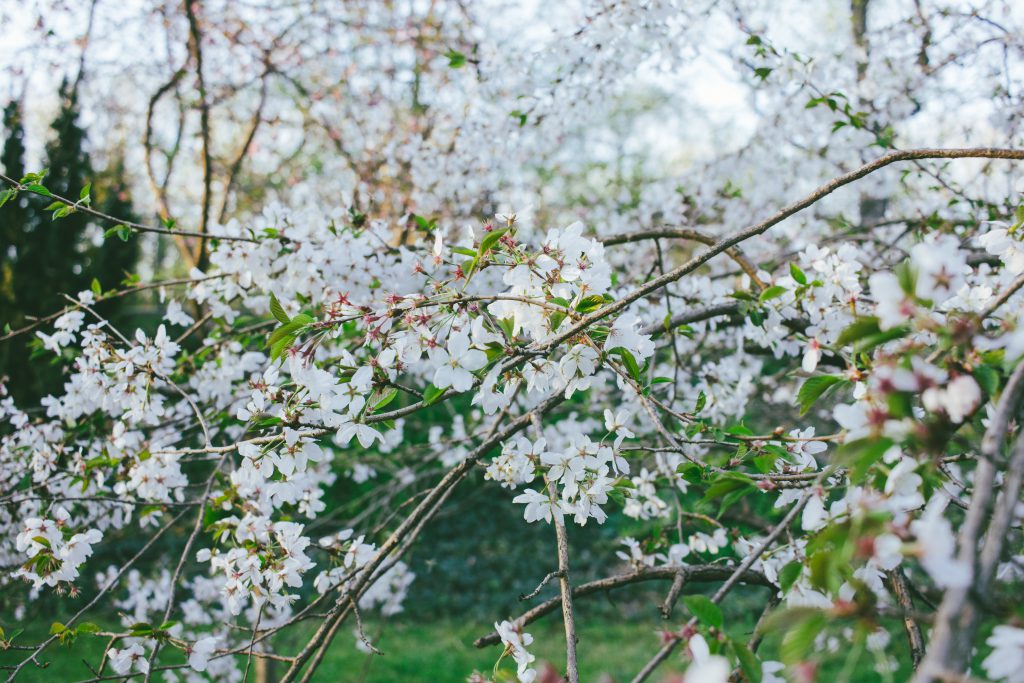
[269,292,290,324]
[129,622,153,637]
[372,388,398,412]
[682,595,723,630]
[729,640,762,683]
[780,611,829,664]
[778,560,803,594]
[79,183,91,201]
[91,278,102,297]
[478,227,509,255]
[694,390,707,414]
[422,384,445,405]
[796,375,845,416]
[75,622,101,635]
[451,246,476,257]
[702,474,754,503]
[973,364,1000,397]
[789,263,807,285]
[758,285,787,302]
[25,183,52,197]
[835,317,880,347]
[105,224,132,241]
[269,334,295,361]
[50,622,67,635]
[610,348,641,382]
[837,437,893,483]
[576,294,606,313]
[894,259,917,294]
[412,214,433,232]
[446,49,467,68]
[267,320,304,350]
[853,326,909,354]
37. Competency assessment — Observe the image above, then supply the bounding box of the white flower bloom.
[922,375,982,424]
[188,636,218,672]
[604,315,654,360]
[983,625,1024,682]
[685,634,730,683]
[909,499,972,588]
[164,299,195,327]
[495,619,537,683]
[108,643,149,675]
[869,272,914,330]
[432,330,487,392]
[512,488,566,524]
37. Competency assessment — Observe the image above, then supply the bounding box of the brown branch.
[535,412,580,683]
[184,0,214,271]
[540,148,1024,356]
[602,228,766,289]
[0,274,226,343]
[4,508,190,681]
[143,63,192,263]
[630,482,818,683]
[0,173,257,245]
[218,68,269,224]
[640,302,742,336]
[980,271,1024,320]
[279,389,569,682]
[888,568,926,669]
[474,564,771,648]
[660,572,686,620]
[912,360,1024,681]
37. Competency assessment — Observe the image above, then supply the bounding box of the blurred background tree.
[0,85,140,404]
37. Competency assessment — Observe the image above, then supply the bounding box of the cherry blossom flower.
[983,625,1024,682]
[432,330,488,392]
[187,636,218,672]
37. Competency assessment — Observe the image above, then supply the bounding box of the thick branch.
[542,148,1024,355]
[602,228,765,289]
[913,360,1024,681]
[184,0,214,270]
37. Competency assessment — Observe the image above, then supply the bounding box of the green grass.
[0,617,682,683]
[306,618,683,682]
[0,609,922,682]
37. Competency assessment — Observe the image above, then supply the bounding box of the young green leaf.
[796,375,845,416]
[758,284,787,302]
[269,292,290,324]
[682,594,723,630]
[422,384,445,405]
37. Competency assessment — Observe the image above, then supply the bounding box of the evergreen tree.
[89,153,141,325]
[0,99,54,402]
[0,86,142,403]
[0,100,30,328]
[14,81,95,312]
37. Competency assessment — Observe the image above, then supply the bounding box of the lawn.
[307,618,684,682]
[0,603,918,682]
[0,616,682,682]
